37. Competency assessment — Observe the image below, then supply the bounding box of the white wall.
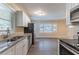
[33,19,68,38]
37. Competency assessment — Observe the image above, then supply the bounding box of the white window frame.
[39,24,57,33]
[0,4,15,35]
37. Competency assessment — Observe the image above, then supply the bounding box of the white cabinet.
[1,36,29,55]
[66,3,72,25]
[15,40,24,55]
[22,37,28,55]
[16,11,31,27]
[15,37,28,55]
[11,45,16,55]
[66,3,79,25]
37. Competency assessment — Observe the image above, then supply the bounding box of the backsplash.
[0,27,24,41]
[15,27,24,36]
[67,24,79,39]
[15,27,24,33]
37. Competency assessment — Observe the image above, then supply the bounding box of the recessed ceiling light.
[34,9,46,16]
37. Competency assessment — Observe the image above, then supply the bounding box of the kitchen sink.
[0,36,23,47]
[10,36,24,41]
[0,41,13,52]
[0,36,24,52]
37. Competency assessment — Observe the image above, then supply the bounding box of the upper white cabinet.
[66,3,79,25]
[66,3,72,25]
[16,11,31,27]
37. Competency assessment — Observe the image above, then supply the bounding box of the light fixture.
[68,25,74,28]
[34,9,46,16]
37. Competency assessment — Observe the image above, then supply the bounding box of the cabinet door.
[23,12,31,27]
[23,12,26,27]
[16,11,23,26]
[11,45,16,55]
[16,11,31,27]
[15,40,24,55]
[66,3,72,25]
[66,3,79,25]
[22,37,28,55]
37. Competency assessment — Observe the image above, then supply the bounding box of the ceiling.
[16,3,66,20]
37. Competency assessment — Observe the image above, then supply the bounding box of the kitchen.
[0,3,79,55]
[0,3,33,55]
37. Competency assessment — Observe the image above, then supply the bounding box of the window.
[0,4,14,35]
[40,24,57,33]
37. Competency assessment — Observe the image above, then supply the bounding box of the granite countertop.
[0,33,32,54]
[0,33,32,42]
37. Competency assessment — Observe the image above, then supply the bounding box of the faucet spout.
[3,28,10,39]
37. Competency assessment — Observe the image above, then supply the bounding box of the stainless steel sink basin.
[0,41,13,52]
[10,36,23,41]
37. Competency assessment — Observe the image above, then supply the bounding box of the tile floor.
[28,38,58,55]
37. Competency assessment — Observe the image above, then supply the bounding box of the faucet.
[3,28,11,46]
[3,28,10,39]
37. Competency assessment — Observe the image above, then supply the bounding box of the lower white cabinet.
[15,37,28,55]
[22,37,28,55]
[15,40,24,55]
[1,36,29,55]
